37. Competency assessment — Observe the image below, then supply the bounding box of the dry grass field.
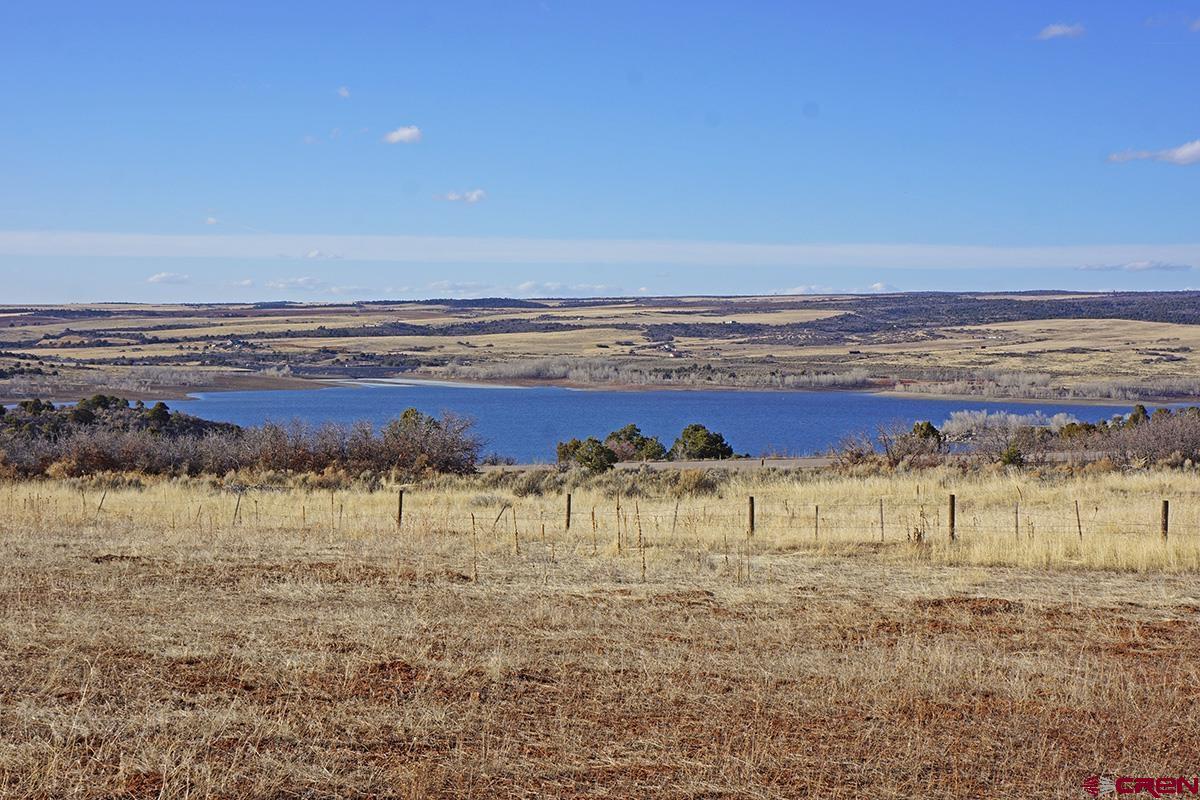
[5,292,1200,402]
[2,470,1199,797]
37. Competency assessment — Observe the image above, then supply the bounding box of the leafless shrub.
[0,401,481,480]
[1093,408,1200,466]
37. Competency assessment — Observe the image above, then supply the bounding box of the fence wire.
[2,487,1194,542]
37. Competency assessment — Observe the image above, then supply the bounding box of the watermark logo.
[1083,776,1200,797]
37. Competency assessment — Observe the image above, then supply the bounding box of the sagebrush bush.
[0,397,481,480]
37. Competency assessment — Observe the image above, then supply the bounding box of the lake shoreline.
[10,369,1186,411]
[335,373,1163,409]
[165,375,1150,462]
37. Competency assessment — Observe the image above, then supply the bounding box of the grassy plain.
[2,470,1199,797]
[4,292,1200,401]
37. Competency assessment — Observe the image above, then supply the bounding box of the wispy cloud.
[204,216,219,225]
[1108,139,1200,166]
[304,249,341,260]
[515,281,615,296]
[771,285,833,295]
[867,281,896,292]
[1191,18,1200,32]
[443,189,487,204]
[1078,260,1193,273]
[383,125,422,144]
[265,276,325,291]
[1036,22,1085,40]
[146,271,190,284]
[337,86,350,98]
[229,279,255,288]
[427,280,488,295]
[6,231,1200,272]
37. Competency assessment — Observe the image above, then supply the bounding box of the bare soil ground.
[2,510,1197,798]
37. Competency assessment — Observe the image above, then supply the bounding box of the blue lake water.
[167,380,1137,463]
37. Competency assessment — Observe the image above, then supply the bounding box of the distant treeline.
[0,396,479,479]
[894,369,1200,402]
[440,357,874,390]
[5,394,1200,483]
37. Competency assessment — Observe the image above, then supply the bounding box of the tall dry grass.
[6,467,1200,574]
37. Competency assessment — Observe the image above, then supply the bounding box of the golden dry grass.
[11,468,1194,572]
[1,472,1199,797]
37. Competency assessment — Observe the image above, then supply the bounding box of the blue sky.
[1,1,1198,302]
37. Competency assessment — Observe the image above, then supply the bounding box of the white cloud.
[1036,23,1085,40]
[1078,260,1193,273]
[514,281,614,296]
[337,86,350,98]
[772,285,832,295]
[383,125,422,144]
[868,281,896,292]
[265,276,325,291]
[146,271,189,285]
[443,189,487,204]
[7,231,1200,272]
[428,280,488,294]
[1108,139,1200,166]
[229,279,255,288]
[204,216,219,225]
[304,249,341,260]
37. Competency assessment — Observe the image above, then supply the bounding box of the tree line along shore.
[2,394,1199,484]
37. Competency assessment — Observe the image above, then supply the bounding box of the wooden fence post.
[878,498,885,542]
[1075,500,1083,540]
[1161,499,1170,541]
[948,494,956,542]
[813,504,819,540]
[470,514,479,582]
[565,493,572,531]
[512,506,520,554]
[396,489,404,530]
[748,496,755,535]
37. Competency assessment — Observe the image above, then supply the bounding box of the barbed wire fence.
[3,484,1194,554]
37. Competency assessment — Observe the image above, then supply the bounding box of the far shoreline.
[6,369,1193,410]
[348,373,1183,409]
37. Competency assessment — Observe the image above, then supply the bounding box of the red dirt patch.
[349,659,425,700]
[914,596,1026,616]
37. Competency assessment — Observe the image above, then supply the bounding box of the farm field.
[5,291,1200,403]
[2,470,1199,797]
